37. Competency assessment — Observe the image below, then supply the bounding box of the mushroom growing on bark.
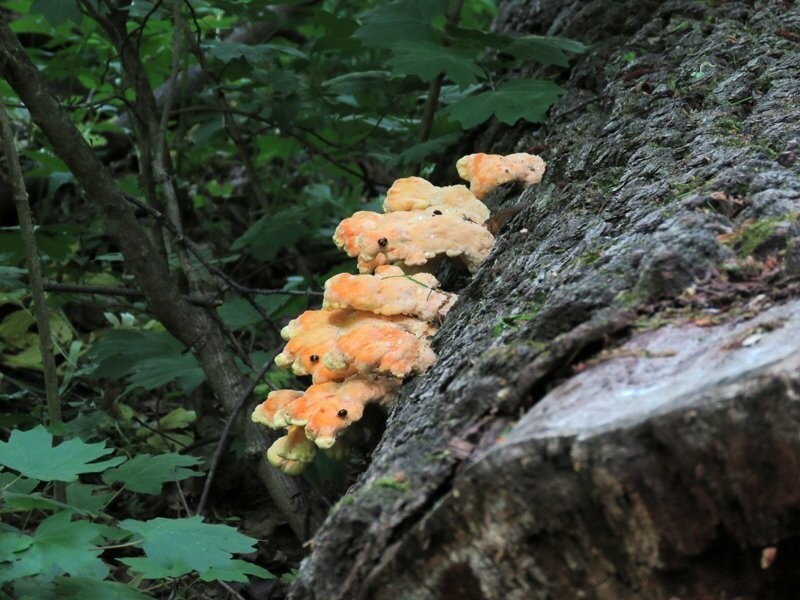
[323,265,456,322]
[265,425,317,475]
[253,378,399,463]
[323,323,436,379]
[456,152,546,199]
[284,378,398,449]
[252,389,304,428]
[274,309,434,381]
[383,176,490,224]
[252,151,540,473]
[357,211,495,273]
[332,211,389,273]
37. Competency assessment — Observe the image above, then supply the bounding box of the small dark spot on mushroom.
[433,210,443,215]
[378,237,388,247]
[310,354,319,362]
[337,409,348,418]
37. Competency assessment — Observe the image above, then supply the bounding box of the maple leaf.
[447,79,565,129]
[0,427,125,482]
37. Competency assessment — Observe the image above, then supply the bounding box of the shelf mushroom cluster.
[251,152,546,474]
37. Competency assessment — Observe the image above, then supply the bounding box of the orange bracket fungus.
[356,211,495,273]
[456,152,546,200]
[274,308,433,383]
[323,323,436,379]
[323,265,456,321]
[333,211,389,273]
[384,176,490,224]
[265,426,318,476]
[251,152,540,474]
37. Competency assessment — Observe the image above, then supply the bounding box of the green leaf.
[116,557,187,579]
[218,298,264,328]
[127,354,204,394]
[3,342,46,370]
[200,559,275,583]
[218,295,292,328]
[0,263,26,290]
[387,42,483,88]
[354,0,448,48]
[204,42,306,64]
[446,79,565,128]
[0,226,76,263]
[0,472,38,494]
[204,41,276,64]
[65,482,115,515]
[0,310,34,347]
[322,71,392,96]
[52,577,153,600]
[232,207,308,261]
[1,491,92,516]
[0,427,125,482]
[397,133,461,165]
[102,454,203,495]
[85,330,204,394]
[0,531,34,562]
[157,408,196,431]
[0,512,108,583]
[0,307,73,370]
[118,516,259,578]
[505,35,587,67]
[255,135,300,162]
[30,0,84,26]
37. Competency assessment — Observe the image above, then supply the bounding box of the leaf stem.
[417,0,465,144]
[0,100,65,502]
[96,539,144,551]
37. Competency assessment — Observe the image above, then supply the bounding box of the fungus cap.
[266,426,317,475]
[383,176,490,224]
[357,212,495,272]
[456,152,546,199]
[323,265,456,321]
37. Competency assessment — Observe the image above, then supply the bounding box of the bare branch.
[42,281,223,307]
[0,99,64,501]
[417,0,465,144]
[196,357,274,516]
[124,194,323,298]
[0,15,326,539]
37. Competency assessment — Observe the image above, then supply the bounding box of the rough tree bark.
[291,0,800,598]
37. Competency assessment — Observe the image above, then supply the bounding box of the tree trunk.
[291,0,800,597]
[0,16,327,541]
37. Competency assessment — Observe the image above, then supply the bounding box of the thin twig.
[549,95,602,122]
[417,0,465,144]
[177,436,218,453]
[125,194,322,297]
[174,455,250,600]
[173,104,393,188]
[174,478,192,515]
[196,358,274,516]
[218,582,247,600]
[0,99,65,502]
[288,129,391,187]
[43,281,222,307]
[154,0,202,291]
[5,93,127,111]
[132,416,190,449]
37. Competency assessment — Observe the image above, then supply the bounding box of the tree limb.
[42,281,222,307]
[0,14,326,540]
[0,99,64,501]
